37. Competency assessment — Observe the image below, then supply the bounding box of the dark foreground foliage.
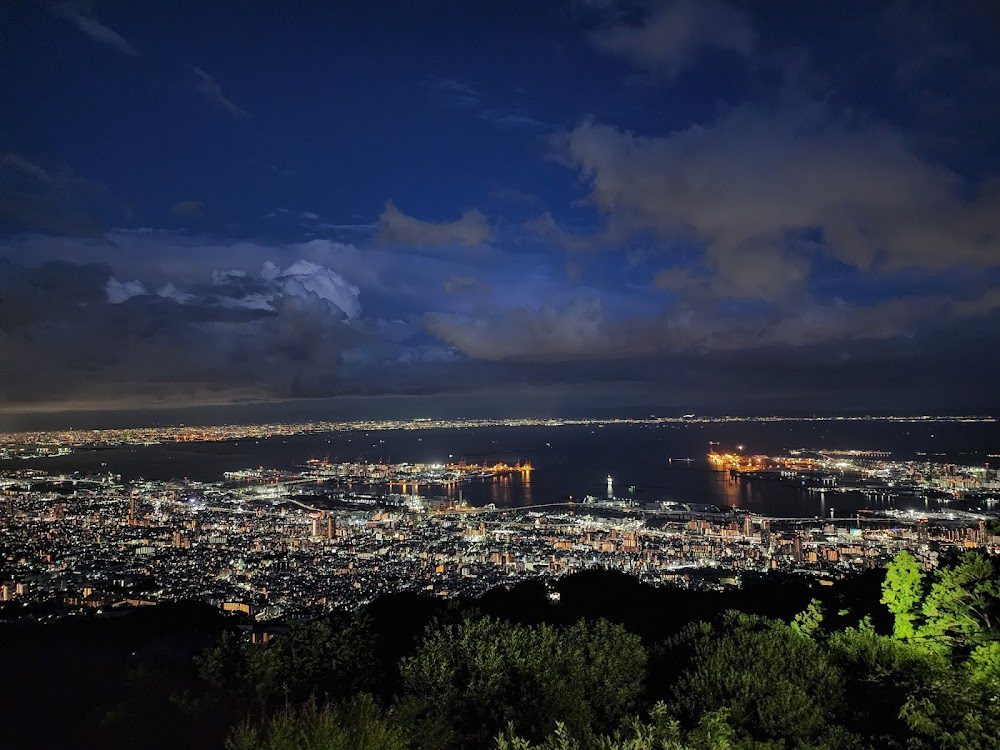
[2,555,998,750]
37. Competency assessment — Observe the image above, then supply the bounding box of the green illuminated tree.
[898,644,1000,750]
[882,551,1000,653]
[880,551,925,640]
[917,552,1000,653]
[872,552,1000,748]
[495,704,743,750]
[968,641,1000,692]
[791,598,825,637]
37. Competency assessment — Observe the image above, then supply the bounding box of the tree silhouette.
[400,615,646,747]
[668,612,852,747]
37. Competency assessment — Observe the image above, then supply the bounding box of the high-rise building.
[917,518,929,544]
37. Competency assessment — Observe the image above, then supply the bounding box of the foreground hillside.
[2,554,998,750]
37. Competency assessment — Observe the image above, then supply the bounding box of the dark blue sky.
[2,0,999,428]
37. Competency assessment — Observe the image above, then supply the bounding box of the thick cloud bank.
[555,106,1000,300]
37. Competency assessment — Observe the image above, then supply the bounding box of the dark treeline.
[2,554,998,750]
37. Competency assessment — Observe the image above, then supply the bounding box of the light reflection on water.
[5,421,997,517]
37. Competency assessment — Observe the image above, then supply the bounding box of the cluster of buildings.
[708,449,1000,504]
[2,458,997,624]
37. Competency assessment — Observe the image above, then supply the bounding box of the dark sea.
[6,421,1000,517]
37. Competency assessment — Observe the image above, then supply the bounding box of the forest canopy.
[3,554,999,750]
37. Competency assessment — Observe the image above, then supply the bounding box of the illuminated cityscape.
[3,434,997,623]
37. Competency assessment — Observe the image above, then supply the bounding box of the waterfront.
[3,416,999,624]
[3,419,999,517]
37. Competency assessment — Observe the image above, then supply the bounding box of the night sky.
[2,0,999,428]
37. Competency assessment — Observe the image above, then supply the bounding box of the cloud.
[212,268,248,285]
[48,3,138,56]
[192,67,249,119]
[952,287,1000,318]
[3,232,635,410]
[426,298,605,361]
[171,200,205,220]
[0,256,365,409]
[590,0,754,76]
[377,201,491,247]
[0,232,448,310]
[314,221,378,232]
[273,259,361,319]
[0,153,50,184]
[479,110,549,129]
[123,259,362,319]
[156,282,196,304]
[2,229,998,415]
[423,272,1000,367]
[262,209,378,237]
[555,104,1000,299]
[442,275,490,295]
[0,152,109,237]
[0,259,111,330]
[653,267,698,291]
[105,277,147,304]
[430,78,546,130]
[429,77,481,107]
[526,211,624,252]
